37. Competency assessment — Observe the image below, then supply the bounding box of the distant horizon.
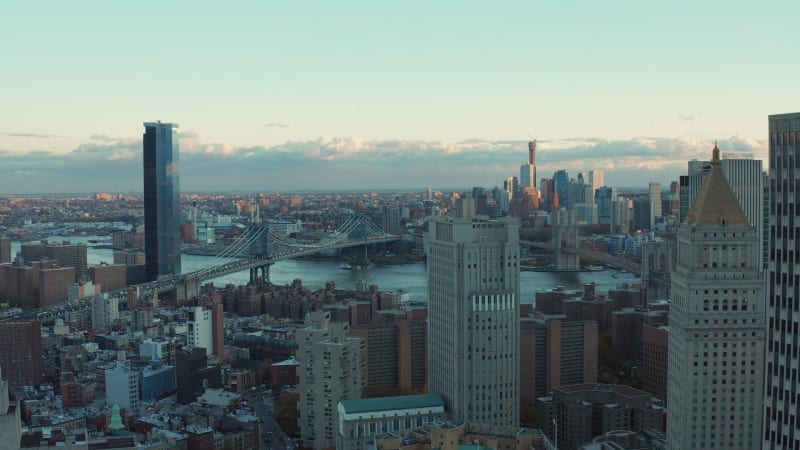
[2,2,791,196]
[0,185,672,198]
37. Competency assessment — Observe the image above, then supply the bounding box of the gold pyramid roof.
[685,143,750,227]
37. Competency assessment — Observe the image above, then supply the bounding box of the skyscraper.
[666,145,764,449]
[649,182,662,224]
[519,140,537,190]
[587,170,604,192]
[143,121,181,281]
[425,213,520,426]
[764,112,800,449]
[553,169,570,209]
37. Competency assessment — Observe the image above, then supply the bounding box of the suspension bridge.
[2,215,400,322]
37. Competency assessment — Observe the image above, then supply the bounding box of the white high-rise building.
[763,112,800,448]
[187,306,213,353]
[520,163,536,190]
[649,182,662,224]
[106,361,140,411]
[425,213,520,426]
[587,170,604,192]
[666,145,765,449]
[91,294,118,331]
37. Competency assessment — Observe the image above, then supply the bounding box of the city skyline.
[3,1,798,193]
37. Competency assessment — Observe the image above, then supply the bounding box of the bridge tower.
[248,224,272,284]
[640,240,675,302]
[552,208,580,271]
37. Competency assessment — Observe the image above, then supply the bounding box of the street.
[244,387,293,450]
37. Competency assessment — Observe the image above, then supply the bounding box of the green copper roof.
[340,394,444,414]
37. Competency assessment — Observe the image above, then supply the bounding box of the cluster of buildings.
[2,112,800,450]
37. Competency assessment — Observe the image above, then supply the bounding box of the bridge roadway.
[1,235,399,323]
[522,240,643,276]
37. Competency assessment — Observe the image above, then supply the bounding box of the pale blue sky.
[0,1,798,192]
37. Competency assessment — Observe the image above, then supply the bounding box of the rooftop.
[340,394,444,415]
[685,144,750,227]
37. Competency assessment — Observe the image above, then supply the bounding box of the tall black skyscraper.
[764,112,800,448]
[143,121,181,281]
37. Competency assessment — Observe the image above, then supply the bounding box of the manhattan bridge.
[2,214,399,322]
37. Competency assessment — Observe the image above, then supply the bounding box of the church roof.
[685,143,750,227]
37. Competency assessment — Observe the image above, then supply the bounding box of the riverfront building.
[425,206,520,426]
[666,145,765,449]
[143,121,181,281]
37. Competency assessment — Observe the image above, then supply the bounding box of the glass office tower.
[143,122,181,281]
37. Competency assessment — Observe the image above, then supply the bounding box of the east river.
[13,236,641,305]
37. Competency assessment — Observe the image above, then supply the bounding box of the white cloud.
[0,132,769,194]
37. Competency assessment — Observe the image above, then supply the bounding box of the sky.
[1,1,798,194]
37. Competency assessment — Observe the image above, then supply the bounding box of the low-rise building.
[336,394,445,450]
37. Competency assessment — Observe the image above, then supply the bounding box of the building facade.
[105,361,140,412]
[20,240,87,277]
[336,394,445,450]
[0,364,21,450]
[143,121,181,281]
[649,182,662,224]
[520,315,598,406]
[666,145,765,449]
[426,214,520,426]
[91,294,118,331]
[0,237,11,264]
[764,112,800,448]
[537,384,665,450]
[0,321,43,386]
[297,311,365,449]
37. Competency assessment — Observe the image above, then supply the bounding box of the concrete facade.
[764,112,800,449]
[666,145,765,449]
[297,311,365,449]
[426,214,520,426]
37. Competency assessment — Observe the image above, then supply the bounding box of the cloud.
[0,132,768,194]
[0,132,61,138]
[678,114,695,122]
[265,122,289,128]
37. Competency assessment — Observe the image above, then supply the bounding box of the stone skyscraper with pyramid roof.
[666,144,765,449]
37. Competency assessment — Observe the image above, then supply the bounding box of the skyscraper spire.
[712,140,720,162]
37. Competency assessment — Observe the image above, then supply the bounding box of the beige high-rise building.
[425,212,520,426]
[666,145,765,449]
[297,311,364,449]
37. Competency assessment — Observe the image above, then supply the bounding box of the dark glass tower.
[764,112,800,448]
[143,121,181,281]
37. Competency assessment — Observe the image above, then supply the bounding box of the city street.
[244,387,293,450]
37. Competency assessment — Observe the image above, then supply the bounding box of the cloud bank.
[0,133,767,194]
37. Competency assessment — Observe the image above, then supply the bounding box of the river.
[12,236,642,305]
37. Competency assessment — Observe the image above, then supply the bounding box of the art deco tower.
[425,206,520,426]
[143,121,181,281]
[666,144,765,449]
